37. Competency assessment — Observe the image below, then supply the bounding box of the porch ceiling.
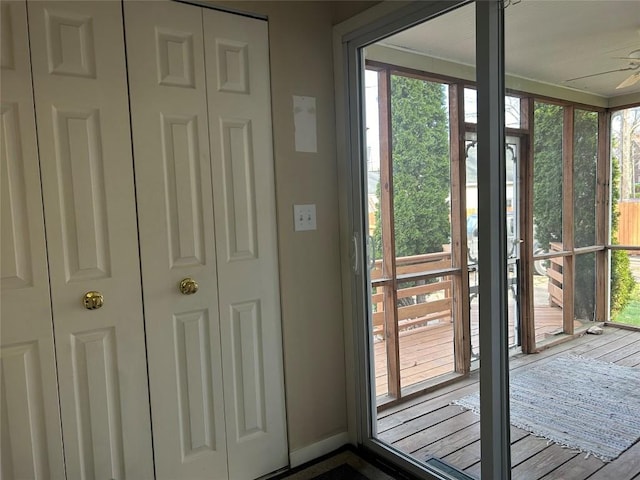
[378,0,640,100]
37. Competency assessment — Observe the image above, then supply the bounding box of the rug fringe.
[506,419,615,463]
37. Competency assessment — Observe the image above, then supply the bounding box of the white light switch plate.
[294,204,317,231]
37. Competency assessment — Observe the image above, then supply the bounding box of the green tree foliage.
[573,110,598,248]
[572,109,598,319]
[373,74,450,259]
[533,104,563,250]
[533,102,635,318]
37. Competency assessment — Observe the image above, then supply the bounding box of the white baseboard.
[289,432,351,468]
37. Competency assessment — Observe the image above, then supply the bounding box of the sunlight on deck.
[374,303,569,397]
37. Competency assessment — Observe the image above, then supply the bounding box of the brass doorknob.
[83,291,104,310]
[179,278,198,295]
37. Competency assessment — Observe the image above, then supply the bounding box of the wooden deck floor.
[374,304,568,396]
[376,326,640,480]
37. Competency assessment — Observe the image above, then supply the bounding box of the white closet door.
[204,10,289,479]
[124,2,228,479]
[0,2,65,478]
[27,2,154,479]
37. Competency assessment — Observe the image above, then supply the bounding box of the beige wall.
[208,1,375,453]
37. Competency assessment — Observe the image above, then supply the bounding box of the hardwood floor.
[374,303,567,397]
[376,326,640,479]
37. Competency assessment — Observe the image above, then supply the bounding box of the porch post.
[596,111,611,321]
[476,1,511,478]
[562,107,575,334]
[378,68,401,399]
[450,83,471,374]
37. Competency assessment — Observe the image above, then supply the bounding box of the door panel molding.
[125,2,228,478]
[1,2,65,478]
[69,327,124,480]
[219,118,258,261]
[1,102,33,289]
[204,8,288,479]
[51,106,111,282]
[174,309,218,458]
[160,113,207,268]
[28,2,154,478]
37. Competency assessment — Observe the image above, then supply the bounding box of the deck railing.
[548,242,563,308]
[370,251,453,338]
[370,250,457,402]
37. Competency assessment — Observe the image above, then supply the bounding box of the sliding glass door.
[340,1,631,478]
[343,1,513,478]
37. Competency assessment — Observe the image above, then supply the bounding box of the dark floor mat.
[310,463,371,480]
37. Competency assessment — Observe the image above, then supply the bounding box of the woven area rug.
[452,354,640,461]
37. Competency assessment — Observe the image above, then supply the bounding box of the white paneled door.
[125,2,228,479]
[202,9,289,480]
[126,2,288,479]
[0,2,65,478]
[27,1,154,478]
[1,1,286,479]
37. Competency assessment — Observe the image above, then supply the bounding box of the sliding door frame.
[475,2,511,477]
[336,0,511,478]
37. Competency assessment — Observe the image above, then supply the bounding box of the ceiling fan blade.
[565,66,635,82]
[616,72,640,89]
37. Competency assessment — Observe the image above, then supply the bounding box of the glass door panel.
[362,3,477,477]
[466,133,521,352]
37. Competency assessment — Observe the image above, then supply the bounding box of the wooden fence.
[617,201,640,246]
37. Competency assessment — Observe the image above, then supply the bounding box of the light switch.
[294,204,317,231]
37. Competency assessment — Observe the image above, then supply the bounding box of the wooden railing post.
[563,106,575,335]
[378,68,401,399]
[450,82,471,374]
[596,111,611,322]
